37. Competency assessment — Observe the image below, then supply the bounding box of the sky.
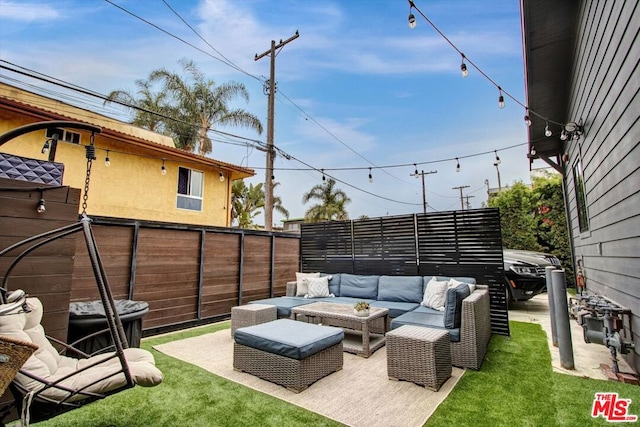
[0,0,542,226]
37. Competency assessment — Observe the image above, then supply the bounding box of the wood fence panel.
[132,228,201,329]
[0,179,80,343]
[273,236,299,295]
[70,224,134,301]
[241,235,272,303]
[201,232,241,319]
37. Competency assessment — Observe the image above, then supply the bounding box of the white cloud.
[0,1,59,21]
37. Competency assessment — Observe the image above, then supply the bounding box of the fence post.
[552,269,574,370]
[546,266,558,347]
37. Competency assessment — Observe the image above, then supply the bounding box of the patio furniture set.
[231,272,492,393]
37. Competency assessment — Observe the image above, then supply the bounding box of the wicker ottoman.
[386,326,451,391]
[231,304,277,337]
[233,319,344,392]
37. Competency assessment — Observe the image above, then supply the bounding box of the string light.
[219,170,224,182]
[560,130,568,141]
[460,54,468,78]
[41,140,50,154]
[408,1,416,29]
[368,167,373,183]
[413,163,419,176]
[530,145,537,156]
[455,157,461,172]
[405,1,576,138]
[322,169,326,181]
[36,197,46,214]
[105,149,111,167]
[494,150,501,165]
[161,159,167,175]
[545,120,552,137]
[524,109,531,126]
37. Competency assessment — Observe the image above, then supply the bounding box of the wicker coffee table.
[291,301,388,357]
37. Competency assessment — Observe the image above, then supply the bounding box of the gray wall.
[563,0,640,371]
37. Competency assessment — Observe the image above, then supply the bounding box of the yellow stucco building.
[0,82,254,226]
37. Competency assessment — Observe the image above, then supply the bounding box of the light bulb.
[495,151,501,165]
[105,157,110,167]
[524,115,531,126]
[414,164,419,176]
[41,141,50,154]
[545,124,552,137]
[37,199,46,214]
[368,168,373,183]
[161,165,167,175]
[455,158,460,172]
[408,13,416,29]
[461,62,468,78]
[322,169,326,181]
[560,130,568,141]
[530,145,537,156]
[219,171,225,182]
[498,94,505,109]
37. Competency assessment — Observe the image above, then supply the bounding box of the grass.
[28,321,640,427]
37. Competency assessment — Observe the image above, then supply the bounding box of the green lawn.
[28,321,640,427]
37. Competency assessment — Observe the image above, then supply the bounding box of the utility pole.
[410,169,437,214]
[452,185,470,210]
[464,194,475,210]
[255,30,299,230]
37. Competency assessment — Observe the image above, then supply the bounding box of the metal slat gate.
[300,208,509,336]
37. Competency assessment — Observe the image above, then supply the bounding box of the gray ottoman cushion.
[234,319,344,360]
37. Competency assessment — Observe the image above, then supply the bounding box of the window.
[45,128,81,144]
[573,159,589,232]
[177,167,203,211]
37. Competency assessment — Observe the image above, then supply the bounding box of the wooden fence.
[71,218,300,334]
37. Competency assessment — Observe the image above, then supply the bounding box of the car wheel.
[504,283,512,308]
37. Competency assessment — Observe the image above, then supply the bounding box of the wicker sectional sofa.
[250,273,492,370]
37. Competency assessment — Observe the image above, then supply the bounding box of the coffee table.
[291,302,389,357]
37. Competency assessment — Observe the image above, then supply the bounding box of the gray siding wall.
[564,0,640,372]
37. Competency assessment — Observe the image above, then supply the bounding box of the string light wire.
[407,0,566,127]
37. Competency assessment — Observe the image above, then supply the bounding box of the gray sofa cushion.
[321,273,341,296]
[390,311,461,342]
[444,283,471,329]
[339,274,379,299]
[234,319,344,360]
[249,297,311,318]
[370,300,420,318]
[377,275,423,303]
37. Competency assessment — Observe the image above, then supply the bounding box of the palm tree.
[150,58,263,156]
[104,79,169,134]
[302,178,351,222]
[231,180,289,228]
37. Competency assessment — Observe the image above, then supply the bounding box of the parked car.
[503,249,562,302]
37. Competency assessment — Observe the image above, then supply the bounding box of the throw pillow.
[449,278,476,293]
[304,276,334,298]
[421,277,449,311]
[295,272,320,297]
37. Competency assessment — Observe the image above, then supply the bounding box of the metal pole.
[552,268,574,370]
[494,162,502,191]
[545,266,558,347]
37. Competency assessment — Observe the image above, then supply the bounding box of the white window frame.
[176,166,204,211]
[45,128,81,144]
